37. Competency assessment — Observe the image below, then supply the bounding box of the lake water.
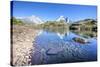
[31,29,97,65]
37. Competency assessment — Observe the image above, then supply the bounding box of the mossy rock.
[72,37,88,44]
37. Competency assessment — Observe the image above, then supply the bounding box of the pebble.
[12,25,39,66]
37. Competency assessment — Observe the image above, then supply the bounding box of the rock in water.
[72,37,88,44]
[46,47,63,55]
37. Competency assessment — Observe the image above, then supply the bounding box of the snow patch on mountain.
[17,15,44,24]
[56,16,69,23]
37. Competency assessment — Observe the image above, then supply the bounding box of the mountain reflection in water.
[31,28,97,65]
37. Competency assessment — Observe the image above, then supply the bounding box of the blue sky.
[11,1,97,21]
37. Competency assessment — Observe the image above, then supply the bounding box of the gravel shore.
[11,25,39,66]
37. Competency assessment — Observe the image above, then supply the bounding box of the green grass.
[11,17,24,25]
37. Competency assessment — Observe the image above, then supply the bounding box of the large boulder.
[72,37,88,44]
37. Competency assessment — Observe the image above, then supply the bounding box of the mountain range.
[16,15,96,24]
[17,15,69,24]
[17,15,44,24]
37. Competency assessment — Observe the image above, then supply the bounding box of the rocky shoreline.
[11,25,39,66]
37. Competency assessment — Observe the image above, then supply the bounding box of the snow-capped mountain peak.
[19,15,44,24]
[56,16,68,23]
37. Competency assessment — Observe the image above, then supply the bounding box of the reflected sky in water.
[31,29,97,64]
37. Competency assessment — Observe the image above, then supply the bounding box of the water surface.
[31,29,97,64]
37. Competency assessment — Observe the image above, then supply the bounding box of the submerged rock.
[46,47,63,55]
